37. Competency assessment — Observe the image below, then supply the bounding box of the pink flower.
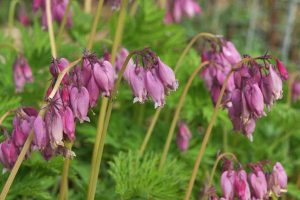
[249,167,268,199]
[0,140,18,170]
[157,58,178,91]
[145,69,165,108]
[13,55,33,92]
[45,108,64,148]
[292,80,300,102]
[70,86,90,123]
[127,66,147,103]
[221,170,236,199]
[276,59,288,80]
[93,61,115,97]
[234,170,251,200]
[62,107,75,141]
[176,122,192,151]
[33,115,48,150]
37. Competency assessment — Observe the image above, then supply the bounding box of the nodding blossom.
[13,55,33,92]
[201,39,288,141]
[209,158,288,199]
[115,48,178,108]
[32,0,72,29]
[164,0,202,24]
[176,122,192,151]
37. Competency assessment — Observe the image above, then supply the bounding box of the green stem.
[159,61,209,168]
[139,108,162,156]
[84,0,92,13]
[58,142,72,200]
[46,0,57,58]
[174,33,217,73]
[183,58,251,200]
[57,0,72,41]
[0,43,19,53]
[8,0,19,28]
[87,51,135,200]
[87,0,104,51]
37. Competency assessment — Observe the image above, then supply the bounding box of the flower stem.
[8,0,19,28]
[87,50,135,200]
[87,0,104,51]
[207,152,237,188]
[84,0,92,13]
[58,142,73,200]
[57,0,72,40]
[139,108,162,156]
[183,58,251,200]
[46,0,57,58]
[174,33,217,73]
[159,61,209,168]
[0,110,14,125]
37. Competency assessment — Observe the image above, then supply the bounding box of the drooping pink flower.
[221,170,236,199]
[276,59,288,80]
[62,106,75,140]
[145,69,165,108]
[249,167,268,199]
[33,115,48,150]
[0,140,18,170]
[164,0,202,24]
[176,122,192,151]
[234,170,251,200]
[157,58,178,91]
[70,86,90,123]
[127,66,147,103]
[13,55,33,92]
[93,61,115,97]
[45,108,64,148]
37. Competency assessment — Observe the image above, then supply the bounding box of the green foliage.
[109,151,188,200]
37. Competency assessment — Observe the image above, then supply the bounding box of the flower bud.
[234,170,251,200]
[87,74,100,107]
[127,66,147,103]
[93,61,115,97]
[45,109,64,148]
[176,122,192,151]
[157,58,178,91]
[62,107,75,141]
[244,84,265,118]
[276,59,288,80]
[145,69,165,108]
[0,140,18,170]
[33,115,48,150]
[70,86,90,123]
[273,162,287,189]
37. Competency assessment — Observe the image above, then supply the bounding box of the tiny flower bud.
[176,122,192,151]
[157,58,178,91]
[276,59,288,80]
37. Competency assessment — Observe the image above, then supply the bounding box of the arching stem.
[159,61,209,168]
[87,0,104,51]
[183,58,251,200]
[46,0,57,58]
[8,0,19,28]
[174,33,217,73]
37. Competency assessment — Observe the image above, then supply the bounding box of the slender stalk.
[46,0,57,58]
[58,142,72,200]
[57,0,72,40]
[86,1,129,199]
[174,33,217,73]
[207,153,237,188]
[8,0,19,28]
[139,108,162,155]
[159,62,209,168]
[86,98,108,199]
[84,0,92,13]
[183,58,251,200]
[87,51,135,200]
[0,110,13,125]
[110,0,128,65]
[87,0,104,51]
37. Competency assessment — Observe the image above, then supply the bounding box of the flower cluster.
[115,48,178,108]
[292,78,300,102]
[0,107,37,172]
[176,122,192,151]
[201,40,288,140]
[208,160,288,200]
[13,55,33,92]
[164,0,202,24]
[32,0,72,29]
[201,40,241,107]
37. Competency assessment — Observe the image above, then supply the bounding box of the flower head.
[176,122,192,151]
